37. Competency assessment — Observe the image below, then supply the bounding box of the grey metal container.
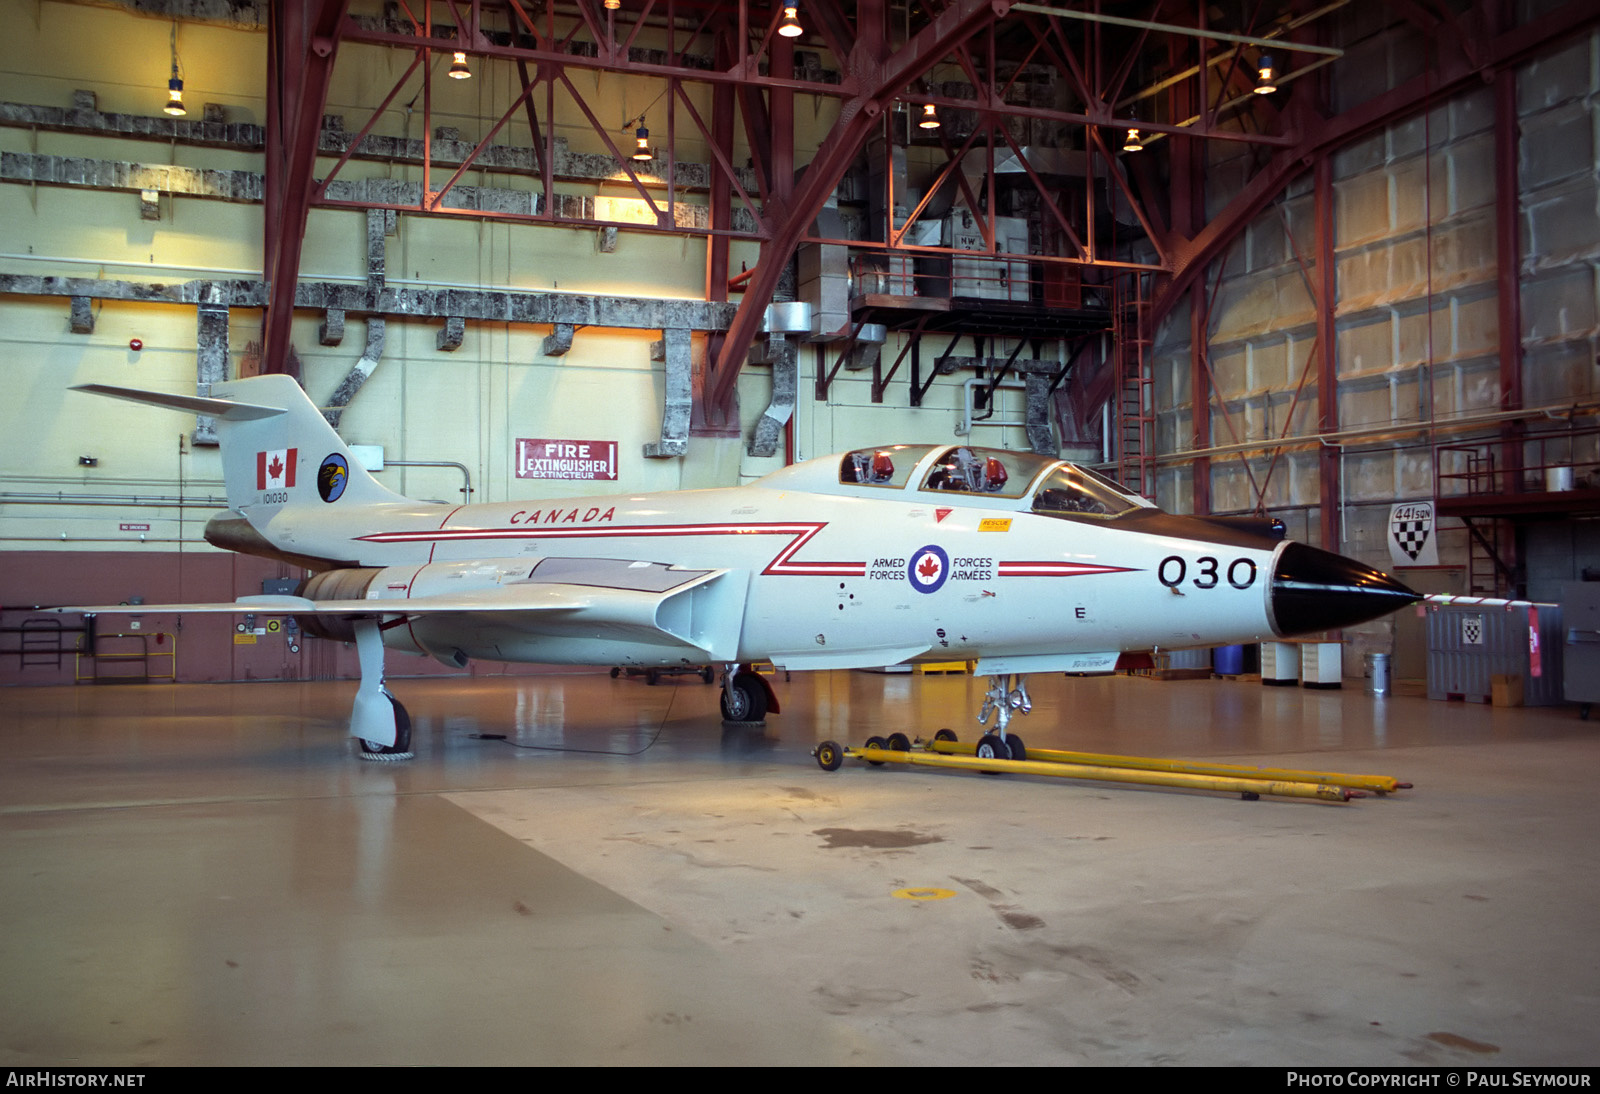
[1425,600,1564,705]
[1365,652,1391,697]
[1561,583,1600,712]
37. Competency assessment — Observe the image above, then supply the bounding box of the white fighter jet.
[61,375,1418,760]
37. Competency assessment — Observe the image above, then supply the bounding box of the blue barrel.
[1213,644,1245,676]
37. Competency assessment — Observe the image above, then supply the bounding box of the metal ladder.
[1114,275,1155,498]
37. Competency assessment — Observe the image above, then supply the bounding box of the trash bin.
[1213,644,1244,676]
[1365,652,1391,697]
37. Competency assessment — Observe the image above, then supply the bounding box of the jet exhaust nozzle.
[1270,542,1420,636]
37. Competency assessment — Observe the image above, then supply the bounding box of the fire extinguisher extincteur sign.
[514,439,619,481]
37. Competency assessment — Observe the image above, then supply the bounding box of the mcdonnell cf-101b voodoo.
[60,375,1419,760]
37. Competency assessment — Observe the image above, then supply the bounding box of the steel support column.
[1494,67,1526,503]
[261,0,350,377]
[1314,155,1340,552]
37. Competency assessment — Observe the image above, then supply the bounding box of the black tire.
[975,732,1010,762]
[933,728,958,743]
[816,740,844,771]
[864,735,888,765]
[701,666,714,684]
[610,667,621,678]
[359,695,414,760]
[720,672,768,722]
[886,732,912,752]
[1003,734,1026,762]
[646,668,660,685]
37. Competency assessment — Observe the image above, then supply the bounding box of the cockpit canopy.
[835,443,1150,518]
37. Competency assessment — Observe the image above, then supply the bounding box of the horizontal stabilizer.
[73,383,286,422]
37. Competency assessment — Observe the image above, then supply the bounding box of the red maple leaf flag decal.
[918,554,941,580]
[257,448,297,490]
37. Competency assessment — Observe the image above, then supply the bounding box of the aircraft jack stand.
[812,730,1412,804]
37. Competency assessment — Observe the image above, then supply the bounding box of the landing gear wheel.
[863,735,889,765]
[934,728,958,743]
[886,732,912,752]
[358,695,414,762]
[646,669,660,685]
[975,732,1010,763]
[701,666,715,684]
[609,667,621,678]
[1003,734,1026,763]
[720,672,768,723]
[816,740,844,771]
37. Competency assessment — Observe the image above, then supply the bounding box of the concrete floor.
[1,668,1596,1066]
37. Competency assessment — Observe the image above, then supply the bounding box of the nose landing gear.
[975,673,1031,762]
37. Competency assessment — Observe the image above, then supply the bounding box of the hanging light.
[604,0,621,7]
[1255,55,1278,95]
[164,75,186,116]
[1122,126,1144,153]
[448,51,472,79]
[918,103,940,130]
[632,124,653,161]
[163,23,185,117]
[778,4,803,38]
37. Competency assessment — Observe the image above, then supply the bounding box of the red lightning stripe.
[996,562,1140,577]
[356,521,867,577]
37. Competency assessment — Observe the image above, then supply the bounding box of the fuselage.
[221,443,1400,673]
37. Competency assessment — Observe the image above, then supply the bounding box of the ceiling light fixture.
[1255,55,1278,95]
[919,103,940,129]
[632,123,653,161]
[778,4,803,38]
[163,23,185,117]
[448,51,472,79]
[1122,126,1144,153]
[605,0,621,8]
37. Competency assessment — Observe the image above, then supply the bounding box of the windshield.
[1030,464,1142,519]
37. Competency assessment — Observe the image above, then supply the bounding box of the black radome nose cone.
[1270,542,1420,636]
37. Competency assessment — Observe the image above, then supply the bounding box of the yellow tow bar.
[811,733,1410,803]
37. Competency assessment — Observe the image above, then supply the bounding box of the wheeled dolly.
[812,731,1411,803]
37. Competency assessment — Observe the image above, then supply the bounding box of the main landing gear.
[351,619,415,762]
[975,673,1032,763]
[720,664,775,725]
[359,692,413,761]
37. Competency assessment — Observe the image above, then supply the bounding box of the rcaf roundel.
[908,544,950,594]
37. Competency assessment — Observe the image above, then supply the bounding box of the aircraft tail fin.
[74,376,408,514]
